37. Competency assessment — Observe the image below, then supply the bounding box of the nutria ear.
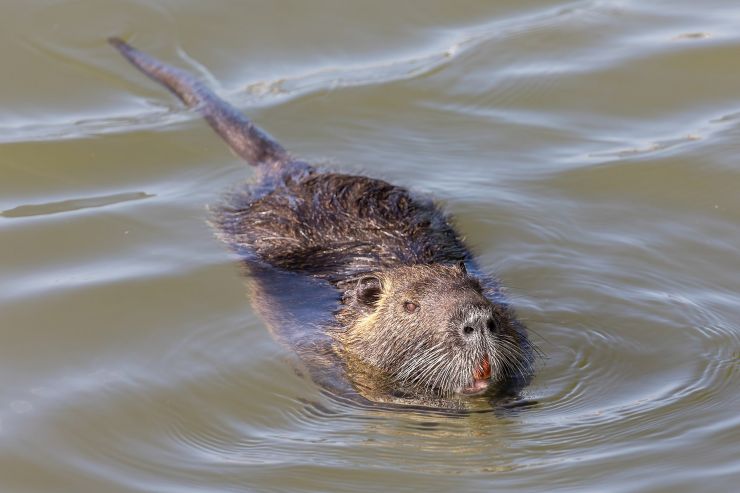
[456,261,467,275]
[355,275,382,308]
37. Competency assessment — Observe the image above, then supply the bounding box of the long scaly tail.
[109,37,289,167]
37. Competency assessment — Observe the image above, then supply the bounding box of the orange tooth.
[474,355,491,380]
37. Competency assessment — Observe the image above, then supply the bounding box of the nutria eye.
[403,301,418,313]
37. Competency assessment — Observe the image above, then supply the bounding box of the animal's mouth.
[461,355,492,395]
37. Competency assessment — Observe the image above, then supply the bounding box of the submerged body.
[110,38,533,409]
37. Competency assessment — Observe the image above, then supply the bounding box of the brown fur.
[110,39,533,405]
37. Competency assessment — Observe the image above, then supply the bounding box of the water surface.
[1,1,739,492]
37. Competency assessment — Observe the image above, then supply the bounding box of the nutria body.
[110,38,533,409]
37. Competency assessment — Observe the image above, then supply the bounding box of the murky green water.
[2,1,739,492]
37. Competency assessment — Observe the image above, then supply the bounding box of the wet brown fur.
[212,168,470,284]
[110,38,532,404]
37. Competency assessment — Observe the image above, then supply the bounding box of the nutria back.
[110,38,533,409]
[213,169,471,284]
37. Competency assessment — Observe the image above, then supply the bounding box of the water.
[1,1,739,491]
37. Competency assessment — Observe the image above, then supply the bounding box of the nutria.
[109,38,533,409]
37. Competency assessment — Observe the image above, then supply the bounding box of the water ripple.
[1,191,153,218]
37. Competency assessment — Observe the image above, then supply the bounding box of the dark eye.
[403,301,418,314]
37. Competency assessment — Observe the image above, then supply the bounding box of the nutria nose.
[461,315,497,337]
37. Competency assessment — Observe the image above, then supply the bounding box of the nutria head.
[334,263,530,398]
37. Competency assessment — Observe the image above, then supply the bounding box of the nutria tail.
[108,37,289,167]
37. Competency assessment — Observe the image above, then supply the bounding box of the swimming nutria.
[109,38,533,408]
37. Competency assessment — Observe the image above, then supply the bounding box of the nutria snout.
[109,38,533,407]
